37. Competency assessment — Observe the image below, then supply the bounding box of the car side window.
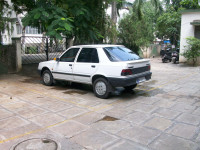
[77,48,99,63]
[60,48,79,62]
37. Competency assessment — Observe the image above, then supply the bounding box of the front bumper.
[107,72,152,87]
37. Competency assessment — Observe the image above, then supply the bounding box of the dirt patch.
[63,90,88,95]
[98,116,119,122]
[20,77,41,84]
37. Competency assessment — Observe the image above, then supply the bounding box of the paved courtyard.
[0,58,200,150]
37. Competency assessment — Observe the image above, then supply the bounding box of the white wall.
[180,11,200,62]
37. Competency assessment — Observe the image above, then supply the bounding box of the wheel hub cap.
[95,81,106,95]
[43,73,50,84]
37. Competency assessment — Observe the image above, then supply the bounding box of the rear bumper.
[107,72,152,87]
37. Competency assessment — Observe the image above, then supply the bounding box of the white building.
[180,9,200,63]
[1,0,42,45]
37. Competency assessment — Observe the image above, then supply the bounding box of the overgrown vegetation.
[182,37,200,66]
[118,0,162,53]
[0,0,11,45]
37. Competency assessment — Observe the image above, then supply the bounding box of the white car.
[38,45,152,98]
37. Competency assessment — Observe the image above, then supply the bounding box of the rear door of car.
[52,48,80,81]
[73,48,100,84]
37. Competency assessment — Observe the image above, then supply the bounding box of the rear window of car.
[103,47,142,62]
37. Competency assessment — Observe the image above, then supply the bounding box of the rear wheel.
[93,78,111,99]
[124,84,137,91]
[42,70,53,86]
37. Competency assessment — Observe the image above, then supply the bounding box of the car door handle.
[91,65,96,68]
[69,64,72,66]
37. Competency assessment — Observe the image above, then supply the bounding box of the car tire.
[93,78,111,99]
[124,84,137,91]
[42,70,53,86]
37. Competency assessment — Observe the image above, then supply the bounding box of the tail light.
[148,65,151,71]
[121,69,133,76]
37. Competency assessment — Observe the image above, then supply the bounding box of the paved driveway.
[0,58,200,150]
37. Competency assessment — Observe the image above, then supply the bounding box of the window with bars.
[16,24,42,35]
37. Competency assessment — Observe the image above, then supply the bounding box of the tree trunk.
[0,31,2,45]
[111,1,117,44]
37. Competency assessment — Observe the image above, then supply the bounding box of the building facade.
[180,9,200,63]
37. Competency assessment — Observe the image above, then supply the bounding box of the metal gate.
[21,36,66,64]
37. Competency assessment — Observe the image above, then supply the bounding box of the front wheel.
[93,78,111,99]
[124,84,137,91]
[42,70,53,86]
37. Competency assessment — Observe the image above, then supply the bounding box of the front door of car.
[73,48,99,84]
[52,48,80,81]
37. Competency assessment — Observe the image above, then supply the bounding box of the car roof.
[70,44,124,48]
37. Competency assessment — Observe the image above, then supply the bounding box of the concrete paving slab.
[57,107,88,119]
[123,111,152,125]
[167,123,198,139]
[40,102,73,112]
[152,108,181,120]
[91,120,131,134]
[0,108,15,119]
[170,103,197,113]
[175,113,200,126]
[105,140,150,150]
[50,120,89,138]
[127,103,158,114]
[71,128,118,150]
[150,133,199,150]
[29,112,66,127]
[192,107,200,116]
[0,116,30,130]
[103,106,134,119]
[117,126,161,145]
[144,117,172,131]
[74,112,105,125]
[15,106,48,119]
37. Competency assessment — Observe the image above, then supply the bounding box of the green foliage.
[180,0,200,9]
[0,0,11,44]
[22,1,73,39]
[26,47,38,54]
[118,1,158,53]
[164,0,182,11]
[156,11,181,46]
[182,37,200,66]
[104,16,118,44]
[18,0,116,43]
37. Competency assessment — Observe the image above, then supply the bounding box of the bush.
[26,47,38,54]
[182,37,200,66]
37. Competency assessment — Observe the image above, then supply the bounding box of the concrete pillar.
[12,37,22,72]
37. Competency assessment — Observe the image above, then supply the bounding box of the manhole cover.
[13,138,58,150]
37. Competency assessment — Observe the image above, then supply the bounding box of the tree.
[22,1,73,40]
[156,11,181,46]
[180,0,200,9]
[118,0,162,53]
[118,1,157,53]
[0,0,10,45]
[11,0,113,44]
[164,0,182,11]
[182,37,200,66]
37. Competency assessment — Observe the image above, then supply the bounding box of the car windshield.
[103,47,142,62]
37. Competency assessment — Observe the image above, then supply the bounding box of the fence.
[21,36,67,64]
